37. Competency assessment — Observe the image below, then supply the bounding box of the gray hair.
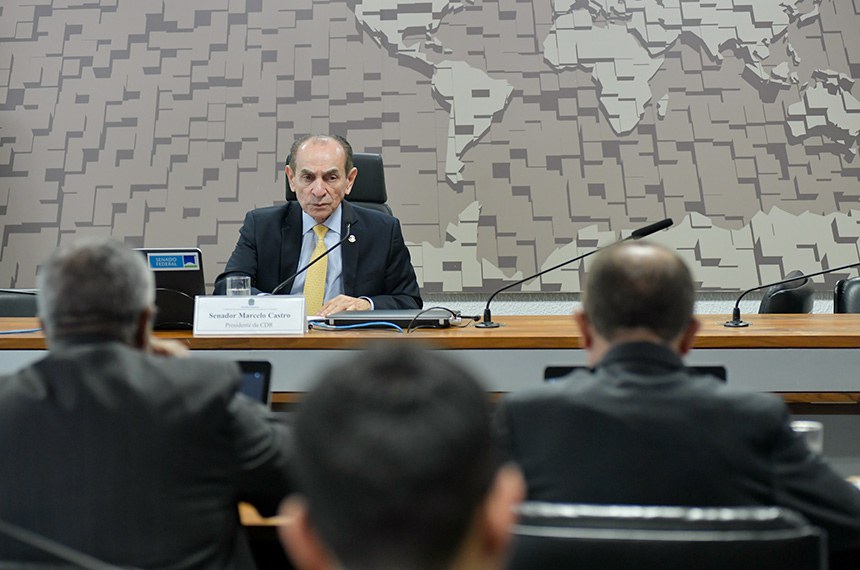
[37,237,155,344]
[288,134,354,174]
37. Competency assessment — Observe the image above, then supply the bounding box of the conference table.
[3,313,860,477]
[2,314,860,411]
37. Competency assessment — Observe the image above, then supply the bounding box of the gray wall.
[2,0,859,293]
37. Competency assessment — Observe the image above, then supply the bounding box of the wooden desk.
[2,314,860,408]
[238,503,293,569]
[4,314,860,475]
[4,313,860,349]
[240,503,288,526]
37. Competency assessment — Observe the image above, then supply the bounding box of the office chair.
[284,152,393,215]
[0,289,38,317]
[758,270,814,314]
[506,502,825,570]
[834,276,860,313]
[544,365,727,382]
[0,515,132,570]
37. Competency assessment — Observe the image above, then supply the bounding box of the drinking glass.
[226,275,251,296]
[790,420,824,454]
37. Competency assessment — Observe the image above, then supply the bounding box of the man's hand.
[148,337,190,357]
[318,295,371,317]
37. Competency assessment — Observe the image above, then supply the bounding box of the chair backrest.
[758,270,814,314]
[834,276,860,313]
[284,152,392,215]
[507,502,826,570]
[0,290,38,317]
[544,365,727,382]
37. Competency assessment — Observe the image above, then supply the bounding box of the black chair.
[285,152,392,215]
[0,289,38,317]
[758,270,814,314]
[507,502,826,570]
[834,276,860,313]
[0,516,130,569]
[544,365,727,382]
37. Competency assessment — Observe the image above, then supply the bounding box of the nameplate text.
[193,295,306,336]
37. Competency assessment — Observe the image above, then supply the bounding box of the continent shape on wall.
[1,0,859,294]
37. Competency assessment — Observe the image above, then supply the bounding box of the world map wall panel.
[1,0,858,292]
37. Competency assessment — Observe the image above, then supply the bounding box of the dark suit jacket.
[497,341,860,554]
[214,201,422,310]
[0,339,292,569]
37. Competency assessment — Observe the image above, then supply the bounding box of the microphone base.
[723,320,750,328]
[475,321,502,329]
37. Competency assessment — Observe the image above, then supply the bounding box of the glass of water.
[790,420,824,454]
[225,275,251,296]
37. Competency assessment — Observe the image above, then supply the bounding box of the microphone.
[630,218,673,239]
[724,260,860,327]
[270,222,353,295]
[475,218,674,328]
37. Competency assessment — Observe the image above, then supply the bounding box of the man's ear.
[344,166,358,196]
[480,464,526,558]
[285,165,297,195]
[278,496,334,570]
[134,307,154,350]
[676,317,700,356]
[573,311,593,350]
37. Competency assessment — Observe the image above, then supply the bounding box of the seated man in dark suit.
[278,344,525,570]
[497,241,860,565]
[214,134,422,316]
[0,238,292,569]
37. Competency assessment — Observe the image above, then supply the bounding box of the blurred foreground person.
[498,241,860,567]
[0,237,291,569]
[279,344,524,570]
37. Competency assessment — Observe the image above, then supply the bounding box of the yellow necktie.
[304,225,329,315]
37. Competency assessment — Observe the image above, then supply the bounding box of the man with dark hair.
[497,241,860,563]
[214,134,422,316]
[0,237,292,569]
[278,344,524,570]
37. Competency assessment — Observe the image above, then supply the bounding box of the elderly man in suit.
[214,134,422,316]
[497,241,860,567]
[0,238,292,569]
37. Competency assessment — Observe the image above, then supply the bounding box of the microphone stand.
[724,260,860,327]
[475,218,674,328]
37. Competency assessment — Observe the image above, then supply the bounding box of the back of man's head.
[583,241,694,343]
[37,237,154,345]
[284,344,513,570]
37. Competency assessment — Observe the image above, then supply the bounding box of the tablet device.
[238,360,272,407]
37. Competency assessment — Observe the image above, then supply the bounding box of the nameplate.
[193,295,306,336]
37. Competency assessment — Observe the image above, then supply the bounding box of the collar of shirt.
[301,205,342,238]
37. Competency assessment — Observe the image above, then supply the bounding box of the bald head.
[288,134,354,174]
[582,241,694,343]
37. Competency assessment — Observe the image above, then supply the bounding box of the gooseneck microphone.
[475,218,674,328]
[724,260,860,327]
[270,222,353,295]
